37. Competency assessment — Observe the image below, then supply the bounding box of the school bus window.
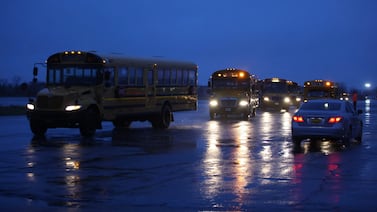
[83,68,99,84]
[128,67,136,85]
[83,68,91,81]
[177,69,183,85]
[189,70,196,85]
[164,69,171,85]
[118,67,128,85]
[147,69,153,85]
[182,70,188,85]
[47,68,56,84]
[136,67,143,86]
[83,68,93,77]
[171,69,177,85]
[170,69,177,85]
[83,69,88,77]
[157,69,164,85]
[63,68,75,83]
[56,69,62,84]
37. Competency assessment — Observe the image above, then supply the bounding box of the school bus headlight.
[284,97,291,103]
[263,97,270,102]
[26,103,35,110]
[239,100,248,107]
[65,105,82,111]
[209,100,218,107]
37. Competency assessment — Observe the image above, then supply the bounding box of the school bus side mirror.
[33,67,38,76]
[33,67,38,83]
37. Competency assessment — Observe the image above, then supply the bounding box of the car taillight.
[328,116,342,123]
[293,115,304,123]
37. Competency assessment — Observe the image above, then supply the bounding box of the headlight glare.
[65,105,82,111]
[263,97,269,101]
[284,97,291,103]
[26,103,35,110]
[209,100,218,107]
[239,100,248,107]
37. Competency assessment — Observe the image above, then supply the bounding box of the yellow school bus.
[208,68,259,120]
[27,51,198,136]
[259,78,302,110]
[303,79,339,101]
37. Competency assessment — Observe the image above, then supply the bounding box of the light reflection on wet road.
[0,100,377,210]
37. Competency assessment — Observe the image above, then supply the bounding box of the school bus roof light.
[63,51,84,55]
[64,51,82,55]
[272,78,280,82]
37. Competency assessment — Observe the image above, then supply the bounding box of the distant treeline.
[0,80,44,97]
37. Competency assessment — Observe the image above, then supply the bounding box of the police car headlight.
[284,97,291,103]
[65,105,82,111]
[209,100,218,107]
[263,97,270,102]
[26,103,35,110]
[239,100,248,107]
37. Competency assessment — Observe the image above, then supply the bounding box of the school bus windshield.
[47,66,103,86]
[263,83,288,93]
[212,78,250,90]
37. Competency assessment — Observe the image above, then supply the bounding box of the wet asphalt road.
[0,100,377,211]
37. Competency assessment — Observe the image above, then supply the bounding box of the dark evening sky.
[1,0,377,89]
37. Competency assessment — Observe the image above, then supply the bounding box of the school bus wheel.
[30,119,47,136]
[151,104,172,129]
[79,107,99,137]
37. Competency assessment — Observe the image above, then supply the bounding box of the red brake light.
[293,115,304,123]
[328,116,342,123]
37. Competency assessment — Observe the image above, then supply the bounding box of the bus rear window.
[300,102,341,111]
